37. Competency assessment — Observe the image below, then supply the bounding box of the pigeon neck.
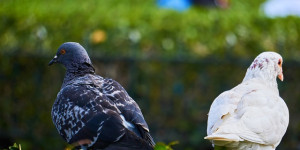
[62,63,95,87]
[243,67,278,89]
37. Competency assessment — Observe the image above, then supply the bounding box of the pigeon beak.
[277,61,284,81]
[48,55,58,66]
[278,73,284,81]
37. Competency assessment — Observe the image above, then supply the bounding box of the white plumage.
[205,52,289,150]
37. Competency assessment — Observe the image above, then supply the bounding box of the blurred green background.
[0,0,300,149]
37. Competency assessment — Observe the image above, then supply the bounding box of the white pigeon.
[205,52,289,150]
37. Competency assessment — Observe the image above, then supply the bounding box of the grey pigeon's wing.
[51,84,126,148]
[101,78,155,147]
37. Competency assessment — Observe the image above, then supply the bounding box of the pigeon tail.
[101,129,154,150]
[205,133,243,147]
[205,133,242,142]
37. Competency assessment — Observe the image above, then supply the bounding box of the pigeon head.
[48,42,93,68]
[243,52,284,84]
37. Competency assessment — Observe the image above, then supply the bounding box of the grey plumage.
[49,42,155,149]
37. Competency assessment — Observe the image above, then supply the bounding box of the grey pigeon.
[49,42,155,150]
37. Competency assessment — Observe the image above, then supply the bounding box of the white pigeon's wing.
[207,89,242,136]
[234,85,289,146]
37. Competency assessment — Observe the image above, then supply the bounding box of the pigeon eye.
[278,59,282,65]
[60,49,66,55]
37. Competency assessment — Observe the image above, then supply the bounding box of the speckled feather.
[50,42,154,149]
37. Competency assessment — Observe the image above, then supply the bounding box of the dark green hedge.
[1,0,300,59]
